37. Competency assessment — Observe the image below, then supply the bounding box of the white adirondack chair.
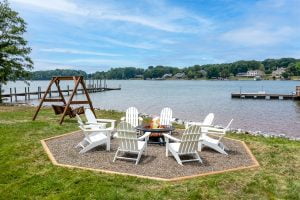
[163,125,202,165]
[120,107,143,127]
[113,122,151,165]
[75,122,112,153]
[160,107,173,126]
[185,113,214,129]
[76,114,103,129]
[199,119,234,155]
[85,108,115,130]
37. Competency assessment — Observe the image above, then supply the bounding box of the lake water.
[2,80,300,137]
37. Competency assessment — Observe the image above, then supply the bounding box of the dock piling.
[25,87,27,101]
[10,88,12,102]
[14,87,17,102]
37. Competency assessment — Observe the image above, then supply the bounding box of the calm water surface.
[3,80,300,137]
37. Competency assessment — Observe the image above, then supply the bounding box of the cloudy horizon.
[9,0,300,72]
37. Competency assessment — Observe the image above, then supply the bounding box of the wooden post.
[33,78,56,121]
[0,84,2,103]
[25,87,27,101]
[14,87,17,102]
[28,87,30,100]
[54,80,66,105]
[296,86,300,96]
[49,88,52,98]
[59,77,81,124]
[38,87,41,99]
[100,79,102,90]
[67,85,70,95]
[10,88,12,102]
[80,76,96,117]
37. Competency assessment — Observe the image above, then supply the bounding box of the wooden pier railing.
[2,80,121,103]
[231,86,300,101]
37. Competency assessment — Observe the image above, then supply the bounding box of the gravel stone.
[45,131,256,179]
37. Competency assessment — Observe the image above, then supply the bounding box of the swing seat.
[52,105,84,118]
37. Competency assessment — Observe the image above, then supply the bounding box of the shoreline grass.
[0,105,299,199]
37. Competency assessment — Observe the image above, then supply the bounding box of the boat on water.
[254,76,262,81]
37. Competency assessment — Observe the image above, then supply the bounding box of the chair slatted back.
[117,122,139,151]
[178,125,202,154]
[203,113,214,125]
[85,108,97,124]
[125,107,139,127]
[160,107,173,126]
[217,119,234,142]
[76,114,84,126]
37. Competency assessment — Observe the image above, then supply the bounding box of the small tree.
[0,0,33,103]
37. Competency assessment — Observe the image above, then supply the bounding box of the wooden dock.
[231,93,300,100]
[1,79,121,103]
[232,86,300,100]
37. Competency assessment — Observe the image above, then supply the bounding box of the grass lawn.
[0,105,299,199]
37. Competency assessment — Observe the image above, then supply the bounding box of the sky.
[9,0,300,72]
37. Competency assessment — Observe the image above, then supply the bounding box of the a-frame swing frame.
[32,76,95,124]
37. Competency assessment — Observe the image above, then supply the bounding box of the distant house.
[236,72,247,77]
[237,70,264,77]
[272,67,286,78]
[162,73,173,79]
[173,72,186,79]
[199,70,207,77]
[246,70,265,77]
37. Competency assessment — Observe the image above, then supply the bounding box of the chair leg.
[214,144,228,155]
[198,142,203,152]
[113,149,120,162]
[135,150,143,165]
[222,142,229,151]
[169,149,182,165]
[194,152,203,163]
[173,153,183,166]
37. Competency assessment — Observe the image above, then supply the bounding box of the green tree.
[0,0,33,102]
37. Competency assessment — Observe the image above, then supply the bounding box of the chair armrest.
[96,119,116,123]
[120,117,125,121]
[206,132,225,139]
[186,122,214,128]
[206,127,225,134]
[86,122,107,126]
[79,125,114,132]
[138,131,151,140]
[163,134,180,142]
[96,119,116,129]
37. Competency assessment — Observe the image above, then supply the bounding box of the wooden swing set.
[32,76,95,124]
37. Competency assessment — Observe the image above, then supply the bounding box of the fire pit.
[136,125,174,145]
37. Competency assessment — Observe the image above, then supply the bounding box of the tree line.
[28,58,300,80]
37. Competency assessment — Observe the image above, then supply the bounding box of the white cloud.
[10,0,212,33]
[11,0,84,15]
[40,48,120,57]
[97,37,155,50]
[221,26,294,46]
[68,58,137,66]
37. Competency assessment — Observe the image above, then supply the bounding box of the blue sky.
[10,0,300,72]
